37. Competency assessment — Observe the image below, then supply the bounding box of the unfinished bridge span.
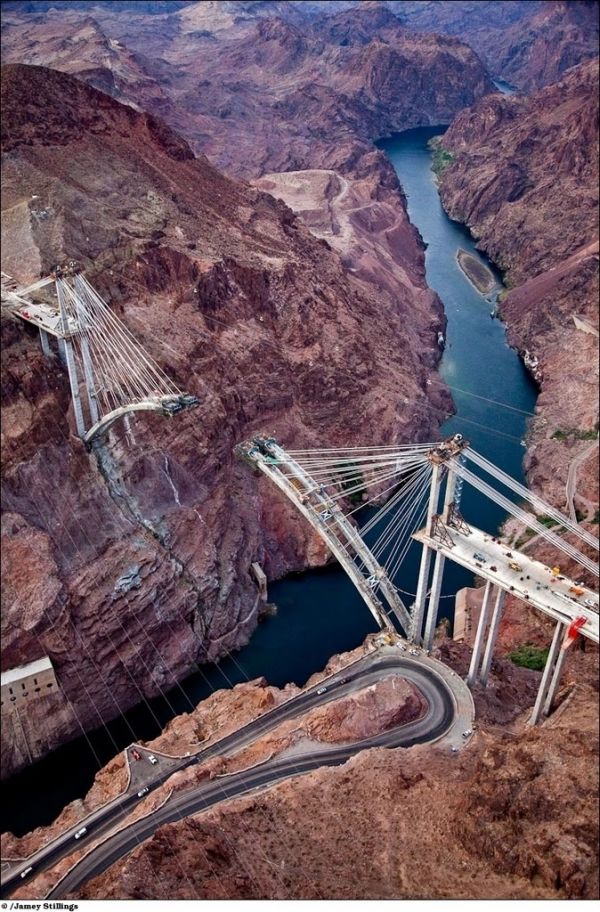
[1,265,199,445]
[238,433,598,724]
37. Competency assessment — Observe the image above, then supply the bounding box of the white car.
[584,598,597,608]
[74,827,88,840]
[316,687,327,695]
[148,754,158,765]
[137,787,149,797]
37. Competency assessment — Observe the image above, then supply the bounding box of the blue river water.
[2,126,537,836]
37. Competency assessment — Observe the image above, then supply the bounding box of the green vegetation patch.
[428,137,455,178]
[508,643,549,671]
[537,514,559,529]
[514,528,536,549]
[551,423,599,441]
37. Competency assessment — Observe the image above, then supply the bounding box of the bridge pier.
[80,337,100,425]
[479,588,506,686]
[423,552,445,649]
[410,462,442,643]
[57,337,67,364]
[466,581,494,686]
[56,280,87,437]
[39,327,51,357]
[422,466,458,649]
[529,620,566,725]
[543,642,568,717]
[63,340,86,437]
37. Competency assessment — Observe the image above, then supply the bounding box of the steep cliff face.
[1,1,494,178]
[435,60,599,511]
[436,61,598,283]
[0,63,448,776]
[392,0,599,91]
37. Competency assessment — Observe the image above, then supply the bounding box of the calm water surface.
[2,127,537,835]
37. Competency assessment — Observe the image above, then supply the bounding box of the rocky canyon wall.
[0,60,450,776]
[435,60,599,515]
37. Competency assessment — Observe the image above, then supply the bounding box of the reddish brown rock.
[72,681,599,901]
[436,61,599,511]
[0,1,494,178]
[0,62,448,775]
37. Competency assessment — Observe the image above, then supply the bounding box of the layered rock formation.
[0,62,449,775]
[435,60,599,513]
[5,0,596,103]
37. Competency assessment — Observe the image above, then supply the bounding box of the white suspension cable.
[465,447,599,551]
[453,461,599,577]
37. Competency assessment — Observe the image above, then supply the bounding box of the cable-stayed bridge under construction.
[1,264,199,445]
[236,433,598,725]
[2,266,598,727]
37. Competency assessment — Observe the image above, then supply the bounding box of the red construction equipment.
[562,616,587,650]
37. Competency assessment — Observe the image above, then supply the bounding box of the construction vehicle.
[508,561,523,572]
[569,586,585,597]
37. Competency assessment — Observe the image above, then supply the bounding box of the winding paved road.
[565,439,598,522]
[2,646,474,899]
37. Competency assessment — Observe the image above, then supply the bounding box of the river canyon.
[1,0,598,902]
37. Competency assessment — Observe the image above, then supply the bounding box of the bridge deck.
[413,524,599,643]
[0,274,73,337]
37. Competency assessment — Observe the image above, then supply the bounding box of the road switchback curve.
[44,649,473,898]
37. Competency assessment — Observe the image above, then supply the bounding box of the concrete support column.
[442,466,457,521]
[73,274,100,425]
[422,464,458,649]
[57,337,67,364]
[466,580,494,686]
[80,336,100,425]
[410,462,442,643]
[479,588,506,687]
[63,338,87,438]
[39,327,51,357]
[423,551,445,649]
[542,643,568,717]
[529,620,564,726]
[56,278,86,438]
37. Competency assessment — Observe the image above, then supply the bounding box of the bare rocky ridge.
[0,61,450,776]
[4,1,597,105]
[251,168,437,317]
[436,60,599,514]
[1,1,494,178]
[394,0,599,91]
